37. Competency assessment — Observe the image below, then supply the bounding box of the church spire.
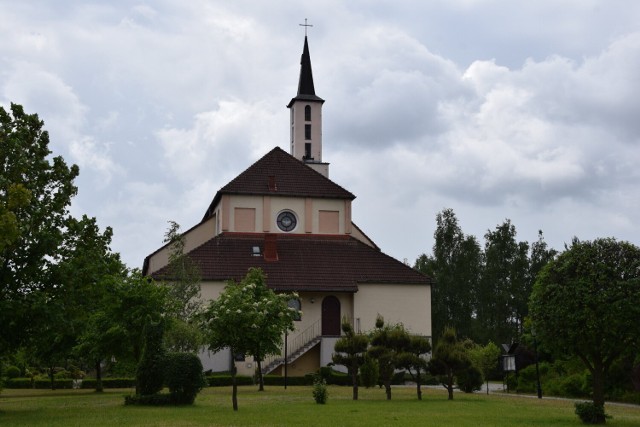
[298,36,316,96]
[288,34,328,177]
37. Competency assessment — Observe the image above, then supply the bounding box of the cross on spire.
[299,18,313,36]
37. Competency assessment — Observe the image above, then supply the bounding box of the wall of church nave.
[199,281,228,302]
[353,284,431,337]
[145,217,216,275]
[199,347,232,373]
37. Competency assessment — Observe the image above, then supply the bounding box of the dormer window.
[305,105,311,121]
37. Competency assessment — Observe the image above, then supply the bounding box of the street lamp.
[531,327,542,399]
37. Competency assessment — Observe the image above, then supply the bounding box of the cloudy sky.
[2,1,639,268]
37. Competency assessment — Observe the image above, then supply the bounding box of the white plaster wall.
[354,284,432,337]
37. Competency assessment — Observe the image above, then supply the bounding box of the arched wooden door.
[321,296,341,336]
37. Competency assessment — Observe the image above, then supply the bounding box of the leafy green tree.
[397,335,432,400]
[368,315,411,400]
[332,318,369,400]
[415,208,481,342]
[429,327,470,400]
[1,103,79,357]
[468,341,502,394]
[477,220,530,344]
[75,269,169,379]
[530,238,640,417]
[161,221,203,353]
[201,268,299,410]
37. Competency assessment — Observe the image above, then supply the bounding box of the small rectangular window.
[305,124,311,140]
[305,143,312,159]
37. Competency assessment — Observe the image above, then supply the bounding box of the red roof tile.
[152,233,432,292]
[203,147,354,220]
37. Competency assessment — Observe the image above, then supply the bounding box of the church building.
[143,36,433,376]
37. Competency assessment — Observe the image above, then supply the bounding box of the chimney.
[263,234,278,261]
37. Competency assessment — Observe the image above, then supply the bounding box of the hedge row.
[262,374,315,386]
[3,378,74,389]
[3,377,136,389]
[80,378,136,389]
[205,375,254,387]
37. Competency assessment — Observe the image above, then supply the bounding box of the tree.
[396,335,432,400]
[136,317,166,396]
[161,221,203,353]
[415,208,481,342]
[1,103,79,356]
[467,341,501,395]
[368,315,411,400]
[429,327,470,400]
[529,238,640,419]
[332,318,369,400]
[201,268,299,410]
[476,220,530,344]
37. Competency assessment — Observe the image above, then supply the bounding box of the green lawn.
[1,385,639,426]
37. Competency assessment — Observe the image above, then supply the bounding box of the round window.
[277,211,297,232]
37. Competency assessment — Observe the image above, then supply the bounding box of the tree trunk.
[447,370,454,400]
[385,380,392,400]
[351,368,359,400]
[257,357,264,391]
[49,365,55,390]
[95,360,103,392]
[592,363,606,409]
[232,365,238,411]
[416,370,422,400]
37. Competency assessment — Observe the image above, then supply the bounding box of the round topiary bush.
[164,352,205,405]
[456,364,483,393]
[5,365,21,379]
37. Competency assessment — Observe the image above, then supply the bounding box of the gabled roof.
[152,233,432,292]
[203,147,354,220]
[287,36,324,107]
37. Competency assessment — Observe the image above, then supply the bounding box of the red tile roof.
[152,233,432,292]
[203,147,354,220]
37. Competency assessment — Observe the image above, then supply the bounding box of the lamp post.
[532,327,542,399]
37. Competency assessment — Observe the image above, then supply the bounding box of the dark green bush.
[312,377,328,404]
[5,365,21,379]
[164,352,205,405]
[456,365,483,393]
[574,401,609,424]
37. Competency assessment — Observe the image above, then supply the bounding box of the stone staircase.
[261,319,322,375]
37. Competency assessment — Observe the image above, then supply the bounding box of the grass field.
[1,385,640,426]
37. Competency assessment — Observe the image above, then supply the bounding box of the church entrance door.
[321,296,341,336]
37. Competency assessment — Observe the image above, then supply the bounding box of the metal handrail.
[261,319,322,370]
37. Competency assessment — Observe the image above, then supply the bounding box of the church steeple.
[288,35,328,177]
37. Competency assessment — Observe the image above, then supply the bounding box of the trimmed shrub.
[574,401,609,424]
[456,365,483,393]
[164,352,206,405]
[5,365,21,379]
